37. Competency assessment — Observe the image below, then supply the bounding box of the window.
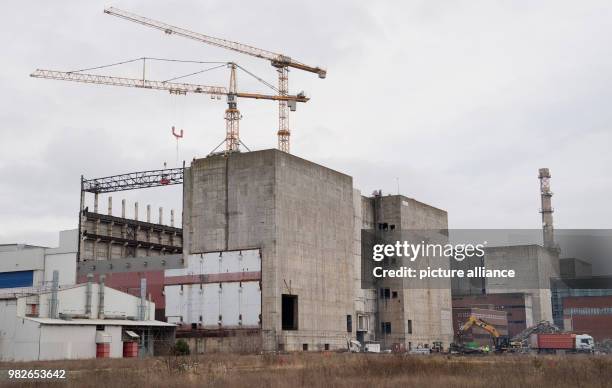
[381,322,391,334]
[302,343,309,351]
[392,291,398,299]
[380,288,391,299]
[191,323,197,330]
[324,344,330,351]
[407,319,413,334]
[282,294,298,330]
[96,325,105,331]
[357,314,369,331]
[346,315,352,333]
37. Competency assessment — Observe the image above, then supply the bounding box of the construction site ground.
[1,352,611,388]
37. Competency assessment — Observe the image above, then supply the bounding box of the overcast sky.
[1,1,611,247]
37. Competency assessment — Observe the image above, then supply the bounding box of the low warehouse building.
[0,273,175,361]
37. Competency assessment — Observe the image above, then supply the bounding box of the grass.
[1,353,611,388]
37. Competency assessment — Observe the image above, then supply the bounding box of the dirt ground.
[1,352,611,388]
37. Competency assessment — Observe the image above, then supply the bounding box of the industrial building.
[73,149,453,353]
[0,272,175,361]
[563,295,612,342]
[0,229,77,291]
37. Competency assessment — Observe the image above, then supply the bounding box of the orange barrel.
[96,343,110,358]
[123,341,138,357]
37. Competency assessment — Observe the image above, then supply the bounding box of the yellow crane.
[104,7,326,153]
[30,63,309,153]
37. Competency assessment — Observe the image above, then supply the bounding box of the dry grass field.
[1,353,611,388]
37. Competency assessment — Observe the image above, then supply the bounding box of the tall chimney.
[538,168,555,248]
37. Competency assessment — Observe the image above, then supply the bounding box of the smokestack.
[49,270,59,319]
[98,274,105,319]
[538,168,555,249]
[139,278,147,321]
[85,273,93,317]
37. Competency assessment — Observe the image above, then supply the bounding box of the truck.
[529,333,594,353]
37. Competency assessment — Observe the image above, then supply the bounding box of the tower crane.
[30,65,309,153]
[103,7,326,153]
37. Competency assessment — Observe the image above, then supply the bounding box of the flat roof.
[25,317,176,327]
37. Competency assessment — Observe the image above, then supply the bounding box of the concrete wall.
[364,194,454,349]
[485,245,559,323]
[183,150,355,351]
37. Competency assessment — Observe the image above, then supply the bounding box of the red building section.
[78,271,166,321]
[563,295,612,342]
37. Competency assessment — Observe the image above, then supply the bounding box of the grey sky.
[1,1,611,247]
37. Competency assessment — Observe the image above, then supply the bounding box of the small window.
[96,325,105,331]
[199,315,203,322]
[346,315,352,333]
[324,344,330,351]
[392,291,398,299]
[408,319,413,334]
[302,343,308,351]
[191,323,197,329]
[381,322,391,334]
[384,288,391,299]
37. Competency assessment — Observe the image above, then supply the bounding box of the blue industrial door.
[0,270,34,288]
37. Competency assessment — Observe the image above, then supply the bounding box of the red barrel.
[96,343,110,358]
[123,341,138,357]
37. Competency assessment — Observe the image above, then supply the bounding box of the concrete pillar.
[170,209,175,227]
[147,205,151,223]
[538,168,555,248]
[122,199,126,218]
[159,207,163,225]
[134,202,139,221]
[108,197,113,216]
[94,193,99,213]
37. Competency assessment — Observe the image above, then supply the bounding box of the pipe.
[49,270,59,319]
[146,204,151,223]
[85,273,93,316]
[170,209,175,227]
[139,278,147,321]
[98,274,106,319]
[134,202,139,221]
[122,199,126,218]
[159,207,163,225]
[108,197,113,216]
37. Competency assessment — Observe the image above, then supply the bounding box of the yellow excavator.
[451,315,511,354]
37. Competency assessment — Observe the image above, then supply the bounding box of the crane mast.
[104,7,326,153]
